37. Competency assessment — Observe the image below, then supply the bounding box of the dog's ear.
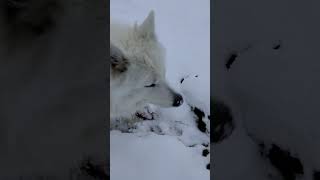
[110,44,129,74]
[136,10,156,40]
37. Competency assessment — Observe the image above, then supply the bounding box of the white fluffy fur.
[110,11,182,119]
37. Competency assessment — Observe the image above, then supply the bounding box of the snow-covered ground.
[110,0,210,180]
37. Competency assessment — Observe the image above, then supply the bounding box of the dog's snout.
[173,94,183,107]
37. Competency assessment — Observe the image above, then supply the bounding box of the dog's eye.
[144,83,156,88]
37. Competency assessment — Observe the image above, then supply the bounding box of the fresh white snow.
[110,131,209,180]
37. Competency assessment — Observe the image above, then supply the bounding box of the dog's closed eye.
[144,83,156,88]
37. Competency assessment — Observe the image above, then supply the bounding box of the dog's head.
[110,11,183,115]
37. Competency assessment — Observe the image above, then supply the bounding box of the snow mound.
[110,131,209,180]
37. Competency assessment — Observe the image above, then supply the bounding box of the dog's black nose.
[173,94,183,107]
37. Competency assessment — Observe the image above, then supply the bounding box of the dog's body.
[0,1,107,179]
[110,11,183,120]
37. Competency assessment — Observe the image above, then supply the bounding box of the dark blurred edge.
[0,0,110,179]
[106,0,110,178]
[210,0,213,179]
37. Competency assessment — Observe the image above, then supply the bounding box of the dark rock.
[206,163,210,170]
[202,149,209,157]
[192,106,207,133]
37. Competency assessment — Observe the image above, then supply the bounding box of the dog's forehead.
[124,60,159,83]
[133,58,164,82]
[132,56,160,77]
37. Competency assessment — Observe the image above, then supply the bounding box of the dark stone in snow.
[191,106,207,133]
[206,163,210,170]
[202,143,209,147]
[180,77,185,84]
[193,107,205,118]
[202,149,209,157]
